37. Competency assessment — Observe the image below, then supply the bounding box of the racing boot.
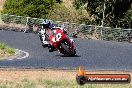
[48,44,55,52]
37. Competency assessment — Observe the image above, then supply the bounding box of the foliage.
[73,0,132,28]
[87,0,132,28]
[56,0,62,3]
[48,3,90,24]
[2,0,131,28]
[48,3,73,22]
[2,0,57,18]
[73,0,87,9]
[73,0,83,9]
[119,4,132,28]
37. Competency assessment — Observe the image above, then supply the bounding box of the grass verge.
[0,43,15,59]
[0,70,131,88]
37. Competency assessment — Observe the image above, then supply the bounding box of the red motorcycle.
[48,28,76,56]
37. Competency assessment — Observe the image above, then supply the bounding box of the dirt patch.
[0,69,131,81]
[0,22,26,31]
[0,70,75,81]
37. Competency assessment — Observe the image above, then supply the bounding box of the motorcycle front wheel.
[61,42,76,56]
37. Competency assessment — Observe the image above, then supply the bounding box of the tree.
[73,0,132,28]
[87,0,131,28]
[56,0,62,3]
[2,0,57,18]
[73,0,87,9]
[119,4,132,28]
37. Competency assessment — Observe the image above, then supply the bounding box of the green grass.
[0,43,15,54]
[35,78,131,88]
[38,78,68,88]
[21,78,35,88]
[0,85,6,88]
[0,77,131,88]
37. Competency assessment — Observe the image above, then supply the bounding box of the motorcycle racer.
[38,20,51,48]
[38,20,57,51]
[38,20,75,53]
[47,23,75,52]
[48,28,76,56]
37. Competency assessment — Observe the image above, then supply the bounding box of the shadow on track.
[56,54,81,57]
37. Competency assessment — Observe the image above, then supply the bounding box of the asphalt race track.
[0,30,132,70]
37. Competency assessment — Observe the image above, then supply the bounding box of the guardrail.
[0,14,132,43]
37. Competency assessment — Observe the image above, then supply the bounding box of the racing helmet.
[50,23,57,30]
[41,19,51,29]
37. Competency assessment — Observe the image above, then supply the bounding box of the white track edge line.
[15,49,29,59]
